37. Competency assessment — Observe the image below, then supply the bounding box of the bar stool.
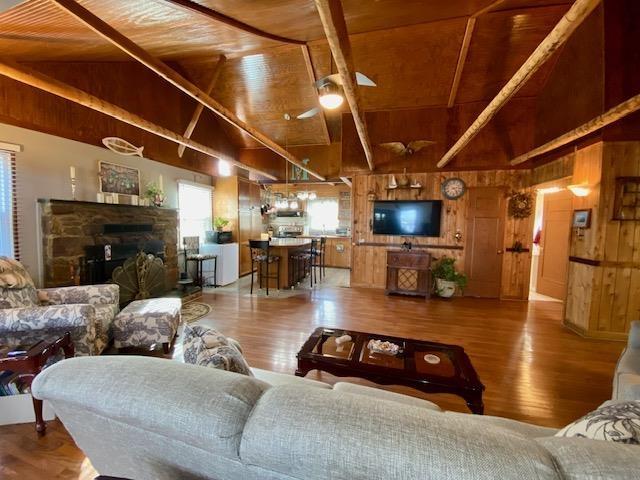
[309,238,321,287]
[318,236,327,280]
[289,249,310,287]
[184,236,218,288]
[249,240,280,295]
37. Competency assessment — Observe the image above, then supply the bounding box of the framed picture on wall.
[572,209,592,228]
[98,161,140,196]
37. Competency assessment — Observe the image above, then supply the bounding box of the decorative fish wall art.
[102,137,144,157]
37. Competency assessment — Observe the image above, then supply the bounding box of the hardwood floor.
[0,278,625,479]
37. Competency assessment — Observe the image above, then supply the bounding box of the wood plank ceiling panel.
[456,4,570,103]
[308,19,468,111]
[193,0,502,40]
[211,44,328,147]
[0,0,277,60]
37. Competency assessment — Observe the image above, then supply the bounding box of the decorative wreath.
[508,191,533,218]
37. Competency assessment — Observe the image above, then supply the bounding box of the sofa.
[0,257,119,355]
[32,322,640,480]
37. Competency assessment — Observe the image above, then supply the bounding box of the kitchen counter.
[297,235,351,239]
[268,238,312,248]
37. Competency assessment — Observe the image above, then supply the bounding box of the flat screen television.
[372,200,442,237]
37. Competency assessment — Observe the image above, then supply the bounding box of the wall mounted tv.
[372,200,442,237]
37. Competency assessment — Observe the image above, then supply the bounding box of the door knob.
[497,249,503,254]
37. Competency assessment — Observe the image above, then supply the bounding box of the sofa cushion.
[33,356,269,461]
[240,385,559,480]
[333,382,442,411]
[0,256,35,289]
[183,325,253,376]
[536,437,640,480]
[445,411,558,438]
[555,401,640,444]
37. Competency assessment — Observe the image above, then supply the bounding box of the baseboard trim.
[563,319,627,342]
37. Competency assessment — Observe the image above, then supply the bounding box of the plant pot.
[435,278,457,298]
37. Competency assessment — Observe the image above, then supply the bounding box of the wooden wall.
[341,98,536,174]
[350,170,533,299]
[564,141,640,340]
[0,61,238,176]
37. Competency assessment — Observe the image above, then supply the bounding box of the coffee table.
[296,327,485,414]
[0,332,75,434]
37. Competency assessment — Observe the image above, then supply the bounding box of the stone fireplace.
[39,199,178,288]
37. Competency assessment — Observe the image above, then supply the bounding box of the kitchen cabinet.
[323,237,352,269]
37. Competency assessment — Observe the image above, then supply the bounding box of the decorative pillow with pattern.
[555,401,640,444]
[0,257,35,289]
[182,324,253,377]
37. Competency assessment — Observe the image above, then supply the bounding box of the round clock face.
[442,178,466,200]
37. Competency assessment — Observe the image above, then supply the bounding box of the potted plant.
[144,182,165,207]
[213,217,230,232]
[431,256,467,298]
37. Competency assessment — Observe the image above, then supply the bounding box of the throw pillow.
[0,257,35,289]
[182,324,253,377]
[555,401,640,445]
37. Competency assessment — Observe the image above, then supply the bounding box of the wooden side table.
[0,332,74,434]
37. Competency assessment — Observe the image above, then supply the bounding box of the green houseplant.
[213,217,230,232]
[431,256,467,298]
[144,182,165,207]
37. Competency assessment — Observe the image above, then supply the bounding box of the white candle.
[158,174,163,191]
[70,166,76,179]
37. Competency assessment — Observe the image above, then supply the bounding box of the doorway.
[464,187,505,298]
[529,188,573,302]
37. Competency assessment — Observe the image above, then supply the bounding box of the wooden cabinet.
[323,237,351,268]
[385,250,431,298]
[238,179,262,276]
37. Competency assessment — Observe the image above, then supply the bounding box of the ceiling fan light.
[319,92,344,109]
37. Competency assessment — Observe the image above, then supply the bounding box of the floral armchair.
[0,257,119,355]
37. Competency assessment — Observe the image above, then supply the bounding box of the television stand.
[385,250,431,299]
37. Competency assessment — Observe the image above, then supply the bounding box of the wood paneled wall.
[564,141,640,340]
[350,170,533,299]
[0,61,237,176]
[341,99,537,174]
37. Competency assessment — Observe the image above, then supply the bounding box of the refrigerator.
[199,243,239,287]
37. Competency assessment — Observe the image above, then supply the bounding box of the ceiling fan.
[296,72,377,119]
[379,140,436,156]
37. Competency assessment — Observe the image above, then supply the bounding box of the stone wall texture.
[40,200,178,288]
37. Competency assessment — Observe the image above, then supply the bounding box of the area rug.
[181,301,212,324]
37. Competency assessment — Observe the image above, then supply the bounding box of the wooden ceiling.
[0,0,573,148]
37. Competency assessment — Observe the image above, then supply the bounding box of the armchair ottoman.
[113,298,181,352]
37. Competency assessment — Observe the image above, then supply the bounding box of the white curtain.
[178,181,213,245]
[0,150,13,257]
[307,198,339,234]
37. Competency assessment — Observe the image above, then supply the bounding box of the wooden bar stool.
[249,240,280,295]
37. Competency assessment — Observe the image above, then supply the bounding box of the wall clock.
[441,178,466,200]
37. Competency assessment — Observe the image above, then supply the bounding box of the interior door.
[536,190,573,300]
[464,187,505,298]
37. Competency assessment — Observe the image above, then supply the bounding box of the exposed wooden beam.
[437,0,601,168]
[511,93,640,165]
[472,0,509,18]
[447,17,476,108]
[314,0,374,171]
[49,0,325,181]
[178,55,226,158]
[162,0,304,45]
[0,58,278,181]
[340,176,352,188]
[300,44,331,145]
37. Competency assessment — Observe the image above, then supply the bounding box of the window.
[178,181,213,245]
[307,197,339,234]
[0,150,17,258]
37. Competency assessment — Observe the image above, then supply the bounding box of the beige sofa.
[32,324,640,480]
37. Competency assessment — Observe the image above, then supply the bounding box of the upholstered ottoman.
[113,298,182,352]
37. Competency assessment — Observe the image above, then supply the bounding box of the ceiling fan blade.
[297,107,320,119]
[355,72,377,87]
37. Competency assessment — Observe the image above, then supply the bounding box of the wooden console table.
[386,250,432,298]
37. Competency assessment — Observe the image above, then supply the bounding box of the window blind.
[0,150,16,258]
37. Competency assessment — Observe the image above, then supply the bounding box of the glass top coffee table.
[296,327,485,414]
